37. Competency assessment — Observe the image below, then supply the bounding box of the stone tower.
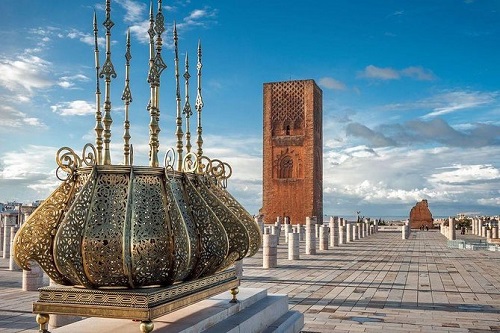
[261,79,323,224]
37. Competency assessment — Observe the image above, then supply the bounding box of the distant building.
[260,79,323,224]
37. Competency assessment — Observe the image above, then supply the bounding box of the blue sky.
[0,0,499,220]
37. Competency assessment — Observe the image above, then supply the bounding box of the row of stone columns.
[442,216,499,241]
[258,216,379,268]
[470,216,499,241]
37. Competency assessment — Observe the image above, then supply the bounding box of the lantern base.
[33,268,239,332]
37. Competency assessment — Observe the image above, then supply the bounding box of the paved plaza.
[1,230,499,332]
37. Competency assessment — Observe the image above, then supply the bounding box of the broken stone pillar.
[319,225,328,250]
[492,226,499,239]
[22,261,45,291]
[288,232,300,260]
[329,216,338,247]
[346,223,352,243]
[448,217,456,240]
[271,225,280,245]
[305,216,316,255]
[284,224,292,243]
[338,225,345,245]
[262,234,278,268]
[9,227,21,271]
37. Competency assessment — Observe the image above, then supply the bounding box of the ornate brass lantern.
[13,0,261,291]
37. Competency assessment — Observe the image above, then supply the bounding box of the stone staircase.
[52,288,303,333]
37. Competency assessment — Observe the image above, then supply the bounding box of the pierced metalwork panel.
[130,174,174,287]
[191,175,249,264]
[82,172,130,287]
[183,174,228,280]
[203,175,262,257]
[165,176,198,281]
[13,180,76,285]
[55,169,98,287]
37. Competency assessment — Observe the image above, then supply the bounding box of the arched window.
[279,156,293,179]
[285,125,290,135]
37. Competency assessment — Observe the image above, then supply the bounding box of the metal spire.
[195,40,204,160]
[147,0,166,167]
[183,52,192,158]
[173,22,184,171]
[99,0,117,165]
[122,29,132,165]
[93,10,103,165]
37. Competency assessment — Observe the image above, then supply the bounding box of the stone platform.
[1,230,499,332]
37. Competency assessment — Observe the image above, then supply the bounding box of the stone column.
[492,226,499,239]
[448,217,456,240]
[361,222,366,238]
[288,232,300,260]
[284,224,292,243]
[338,225,345,245]
[319,225,328,250]
[9,227,21,271]
[346,223,352,243]
[263,234,278,268]
[402,224,407,239]
[486,228,492,240]
[305,217,316,255]
[3,224,12,259]
[481,225,487,238]
[296,224,303,241]
[357,223,362,239]
[330,216,338,247]
[0,217,3,253]
[23,261,45,291]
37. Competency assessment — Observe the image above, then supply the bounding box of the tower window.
[279,156,293,178]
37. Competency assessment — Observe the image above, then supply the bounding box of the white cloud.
[429,164,500,185]
[51,100,95,116]
[421,90,497,119]
[0,55,53,92]
[318,77,346,90]
[359,65,400,80]
[58,74,90,89]
[116,0,146,23]
[0,105,45,128]
[358,65,435,81]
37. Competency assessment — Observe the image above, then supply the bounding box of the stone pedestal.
[338,226,345,245]
[319,225,328,251]
[305,217,316,255]
[288,233,300,260]
[263,234,278,268]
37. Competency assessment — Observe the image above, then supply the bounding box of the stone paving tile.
[241,230,500,333]
[1,230,499,333]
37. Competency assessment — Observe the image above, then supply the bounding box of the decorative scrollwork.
[82,143,97,167]
[199,156,232,188]
[183,152,198,173]
[163,148,177,180]
[56,144,97,181]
